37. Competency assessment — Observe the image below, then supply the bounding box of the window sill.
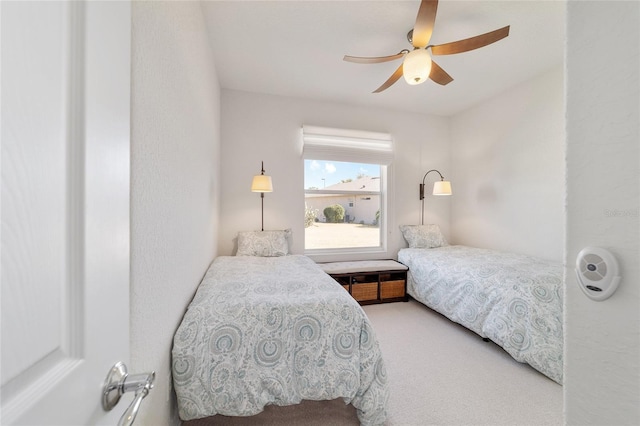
[305,246,390,263]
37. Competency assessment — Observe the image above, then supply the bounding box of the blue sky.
[304,160,380,189]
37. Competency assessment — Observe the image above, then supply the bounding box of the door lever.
[102,362,155,426]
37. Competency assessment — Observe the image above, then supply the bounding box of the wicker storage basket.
[351,282,378,301]
[381,280,405,299]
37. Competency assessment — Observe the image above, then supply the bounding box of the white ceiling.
[202,1,565,117]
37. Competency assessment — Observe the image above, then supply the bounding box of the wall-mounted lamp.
[251,161,273,231]
[419,169,452,225]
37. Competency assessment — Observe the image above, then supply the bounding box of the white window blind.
[302,125,394,165]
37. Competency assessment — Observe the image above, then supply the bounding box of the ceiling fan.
[344,0,510,93]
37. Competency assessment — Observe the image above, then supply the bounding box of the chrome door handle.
[118,381,151,426]
[102,362,155,426]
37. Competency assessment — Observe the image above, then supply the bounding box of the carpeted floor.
[185,299,562,425]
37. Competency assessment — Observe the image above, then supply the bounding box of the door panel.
[1,1,131,424]
[1,1,69,387]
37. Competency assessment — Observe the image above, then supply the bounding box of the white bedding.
[172,255,389,425]
[399,245,563,384]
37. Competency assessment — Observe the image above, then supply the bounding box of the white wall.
[449,66,565,261]
[219,90,451,262]
[565,1,639,424]
[130,2,220,424]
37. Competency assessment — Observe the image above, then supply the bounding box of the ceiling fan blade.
[373,64,404,93]
[343,51,407,64]
[431,25,510,55]
[429,60,453,85]
[412,0,439,48]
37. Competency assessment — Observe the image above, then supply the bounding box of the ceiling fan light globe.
[402,49,432,85]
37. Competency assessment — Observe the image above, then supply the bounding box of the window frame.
[302,125,394,257]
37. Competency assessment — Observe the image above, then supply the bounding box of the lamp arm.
[260,161,265,230]
[421,169,444,185]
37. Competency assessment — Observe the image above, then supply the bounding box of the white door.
[1,1,132,424]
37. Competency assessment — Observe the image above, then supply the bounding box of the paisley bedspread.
[398,245,563,384]
[172,255,389,425]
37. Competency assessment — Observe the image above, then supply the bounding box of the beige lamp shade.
[251,174,273,193]
[433,180,452,196]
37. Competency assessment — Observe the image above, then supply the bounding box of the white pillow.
[399,224,448,248]
[236,229,291,257]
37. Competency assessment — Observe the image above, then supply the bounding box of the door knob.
[102,362,155,426]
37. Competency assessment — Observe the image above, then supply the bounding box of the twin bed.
[399,245,563,384]
[397,224,563,384]
[172,227,563,424]
[172,254,389,425]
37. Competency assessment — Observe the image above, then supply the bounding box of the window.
[302,126,393,253]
